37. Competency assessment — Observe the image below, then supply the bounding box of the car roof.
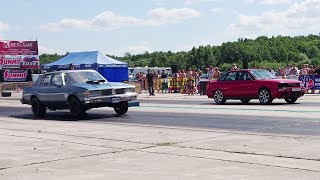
[229,69,251,72]
[43,69,96,75]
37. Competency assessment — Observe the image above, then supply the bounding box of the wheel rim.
[214,90,223,103]
[259,90,269,103]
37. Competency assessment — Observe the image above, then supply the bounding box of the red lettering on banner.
[9,42,34,48]
[4,70,27,81]
[0,56,22,65]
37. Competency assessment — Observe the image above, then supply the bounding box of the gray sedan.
[21,70,138,118]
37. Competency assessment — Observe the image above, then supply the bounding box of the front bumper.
[83,92,138,104]
[273,88,305,98]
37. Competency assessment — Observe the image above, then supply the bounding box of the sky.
[0,0,319,56]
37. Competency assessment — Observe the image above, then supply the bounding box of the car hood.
[70,82,134,90]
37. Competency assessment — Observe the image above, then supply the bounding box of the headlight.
[125,87,135,93]
[300,82,304,87]
[87,90,102,97]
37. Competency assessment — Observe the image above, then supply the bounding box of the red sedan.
[206,69,305,104]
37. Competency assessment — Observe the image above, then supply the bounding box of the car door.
[235,71,256,97]
[48,73,67,105]
[220,72,238,97]
[37,74,52,103]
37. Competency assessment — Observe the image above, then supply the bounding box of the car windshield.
[251,69,276,79]
[64,71,107,84]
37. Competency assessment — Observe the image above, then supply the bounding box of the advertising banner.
[0,69,32,82]
[299,75,320,90]
[0,55,40,69]
[0,41,38,55]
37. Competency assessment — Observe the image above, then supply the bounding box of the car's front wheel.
[258,88,273,104]
[284,98,297,104]
[213,90,226,105]
[114,101,129,115]
[240,98,251,104]
[69,97,86,118]
[31,97,46,117]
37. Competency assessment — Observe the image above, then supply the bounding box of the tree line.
[40,34,320,71]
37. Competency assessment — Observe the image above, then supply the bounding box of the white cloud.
[243,0,292,5]
[244,0,255,4]
[210,8,222,13]
[126,45,153,55]
[39,8,200,32]
[0,21,10,32]
[153,0,221,5]
[38,46,57,55]
[228,0,320,37]
[260,0,292,5]
[183,0,221,4]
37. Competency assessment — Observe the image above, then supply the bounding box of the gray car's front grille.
[101,88,125,96]
[102,89,112,96]
[116,88,125,94]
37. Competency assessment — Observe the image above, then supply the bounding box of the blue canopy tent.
[42,51,128,82]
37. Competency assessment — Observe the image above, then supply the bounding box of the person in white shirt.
[285,64,291,76]
[207,66,215,81]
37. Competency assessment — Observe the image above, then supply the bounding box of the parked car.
[21,70,138,118]
[206,69,305,104]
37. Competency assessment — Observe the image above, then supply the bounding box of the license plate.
[292,88,301,92]
[112,98,120,103]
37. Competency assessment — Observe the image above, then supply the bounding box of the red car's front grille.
[279,83,300,88]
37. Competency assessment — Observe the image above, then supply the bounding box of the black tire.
[69,97,86,118]
[284,98,297,104]
[240,98,251,104]
[258,88,273,104]
[213,90,226,105]
[114,101,129,115]
[31,97,46,117]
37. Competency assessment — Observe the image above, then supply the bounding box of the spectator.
[268,68,276,76]
[276,67,286,78]
[308,65,315,75]
[300,64,308,75]
[231,64,239,70]
[185,78,196,95]
[290,63,298,75]
[315,66,320,74]
[68,63,75,70]
[161,70,168,78]
[213,67,220,79]
[207,66,215,80]
[186,68,193,78]
[285,64,291,76]
[146,69,155,96]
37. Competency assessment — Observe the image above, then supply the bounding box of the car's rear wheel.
[284,98,297,104]
[258,88,273,104]
[31,97,46,117]
[240,98,251,104]
[69,97,86,118]
[114,101,129,115]
[213,90,226,105]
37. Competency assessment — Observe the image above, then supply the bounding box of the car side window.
[40,74,52,87]
[51,74,63,86]
[224,72,237,81]
[244,72,253,80]
[236,72,253,81]
[34,75,43,86]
